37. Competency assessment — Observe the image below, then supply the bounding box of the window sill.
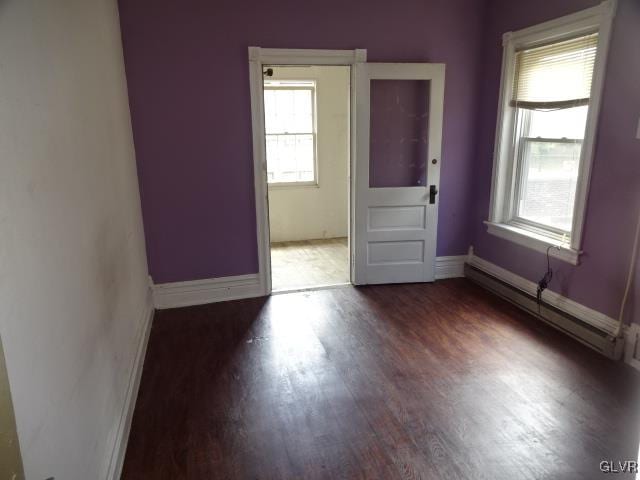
[484,221,581,265]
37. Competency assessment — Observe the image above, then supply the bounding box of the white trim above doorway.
[248,47,367,295]
[249,48,366,65]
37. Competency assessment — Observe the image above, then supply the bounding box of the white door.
[353,63,445,285]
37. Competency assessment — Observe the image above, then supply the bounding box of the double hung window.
[487,3,614,264]
[263,81,317,185]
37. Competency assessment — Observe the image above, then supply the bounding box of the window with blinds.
[511,33,598,110]
[487,3,613,263]
[508,32,599,235]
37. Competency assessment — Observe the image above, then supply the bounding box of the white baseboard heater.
[464,263,624,360]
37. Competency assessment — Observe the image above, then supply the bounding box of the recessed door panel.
[368,205,426,231]
[368,240,425,265]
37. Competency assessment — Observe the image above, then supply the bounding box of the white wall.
[0,1,150,479]
[268,66,350,242]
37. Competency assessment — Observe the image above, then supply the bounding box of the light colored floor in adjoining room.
[270,237,349,291]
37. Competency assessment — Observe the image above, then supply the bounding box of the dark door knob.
[429,185,438,204]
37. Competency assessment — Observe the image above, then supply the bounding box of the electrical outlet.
[636,116,640,140]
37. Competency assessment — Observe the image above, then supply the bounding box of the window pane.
[527,106,588,139]
[369,80,430,188]
[266,134,314,183]
[517,139,582,232]
[264,89,313,134]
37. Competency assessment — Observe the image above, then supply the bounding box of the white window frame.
[263,81,319,187]
[486,0,616,265]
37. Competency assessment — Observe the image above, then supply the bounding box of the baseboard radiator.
[464,263,624,360]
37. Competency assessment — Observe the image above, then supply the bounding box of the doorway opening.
[249,48,444,294]
[263,65,351,292]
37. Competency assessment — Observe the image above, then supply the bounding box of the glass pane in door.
[369,80,430,188]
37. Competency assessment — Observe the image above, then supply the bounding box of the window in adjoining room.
[263,81,317,185]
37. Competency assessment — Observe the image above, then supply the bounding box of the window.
[487,2,614,264]
[263,81,317,185]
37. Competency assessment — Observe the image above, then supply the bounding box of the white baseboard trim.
[467,253,619,335]
[152,273,264,309]
[435,255,466,280]
[152,256,464,309]
[105,289,154,480]
[624,323,640,372]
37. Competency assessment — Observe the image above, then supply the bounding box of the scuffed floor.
[270,237,349,291]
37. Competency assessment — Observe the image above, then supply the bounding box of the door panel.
[367,205,426,231]
[354,63,445,285]
[368,241,425,265]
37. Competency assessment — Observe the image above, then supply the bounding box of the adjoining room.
[263,66,351,291]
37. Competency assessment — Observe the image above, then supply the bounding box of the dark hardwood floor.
[121,279,640,479]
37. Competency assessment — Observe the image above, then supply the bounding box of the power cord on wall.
[613,204,640,338]
[536,245,561,312]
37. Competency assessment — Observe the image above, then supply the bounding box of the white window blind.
[511,32,598,110]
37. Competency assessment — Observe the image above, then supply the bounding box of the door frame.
[248,47,367,295]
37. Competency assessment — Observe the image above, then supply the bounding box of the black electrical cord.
[536,245,560,312]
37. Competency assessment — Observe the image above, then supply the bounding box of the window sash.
[509,108,585,237]
[265,133,317,184]
[263,86,316,134]
[509,217,569,240]
[520,137,584,143]
[265,130,314,136]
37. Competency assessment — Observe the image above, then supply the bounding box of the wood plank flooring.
[121,280,640,479]
[270,238,348,291]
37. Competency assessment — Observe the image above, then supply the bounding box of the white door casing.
[248,48,366,295]
[353,63,445,285]
[248,49,444,291]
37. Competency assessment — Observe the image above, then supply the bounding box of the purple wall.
[118,0,638,322]
[118,0,485,283]
[471,0,640,322]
